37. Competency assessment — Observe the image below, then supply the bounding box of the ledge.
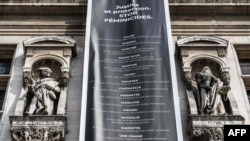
[169,3,250,6]
[0,0,86,4]
[0,2,86,6]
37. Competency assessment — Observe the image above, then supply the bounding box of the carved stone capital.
[221,67,230,73]
[183,67,192,72]
[60,71,70,88]
[184,71,192,90]
[10,116,67,141]
[222,71,230,86]
[23,71,33,88]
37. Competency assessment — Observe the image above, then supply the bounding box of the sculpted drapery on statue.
[24,67,61,115]
[195,66,226,115]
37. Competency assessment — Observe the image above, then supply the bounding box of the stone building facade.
[0,0,249,141]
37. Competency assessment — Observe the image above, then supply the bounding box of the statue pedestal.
[9,115,67,141]
[189,115,244,141]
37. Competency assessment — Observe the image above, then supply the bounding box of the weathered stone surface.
[189,115,244,141]
[10,116,67,141]
[0,0,84,3]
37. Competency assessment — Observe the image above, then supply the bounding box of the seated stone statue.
[195,66,226,115]
[24,67,60,115]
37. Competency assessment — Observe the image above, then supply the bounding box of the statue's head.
[201,66,212,74]
[198,66,215,88]
[37,67,52,78]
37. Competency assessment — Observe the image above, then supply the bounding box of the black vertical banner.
[82,0,182,140]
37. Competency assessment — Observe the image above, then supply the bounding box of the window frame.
[234,44,250,106]
[0,44,16,118]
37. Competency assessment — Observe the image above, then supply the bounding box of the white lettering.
[241,129,246,136]
[235,129,240,136]
[228,129,235,136]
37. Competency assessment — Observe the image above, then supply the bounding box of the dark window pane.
[0,59,12,74]
[0,90,5,110]
[239,59,250,74]
[247,91,250,104]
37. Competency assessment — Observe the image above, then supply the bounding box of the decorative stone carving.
[192,127,223,141]
[195,66,226,115]
[182,59,234,115]
[11,127,64,141]
[10,116,67,141]
[176,36,244,141]
[222,71,230,86]
[60,71,70,88]
[23,71,33,88]
[184,71,192,90]
[24,67,61,116]
[11,36,76,141]
[189,115,245,141]
[220,71,233,114]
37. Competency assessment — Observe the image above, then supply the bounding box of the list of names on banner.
[92,34,171,140]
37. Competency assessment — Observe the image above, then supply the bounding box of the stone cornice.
[170,3,250,16]
[0,3,86,6]
[0,3,85,16]
[0,2,249,17]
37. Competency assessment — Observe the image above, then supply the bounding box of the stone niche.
[10,36,76,141]
[177,36,245,141]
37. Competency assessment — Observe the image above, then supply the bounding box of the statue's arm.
[46,84,60,93]
[45,84,60,100]
[53,86,60,93]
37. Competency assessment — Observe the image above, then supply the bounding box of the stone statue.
[24,67,60,115]
[195,66,225,115]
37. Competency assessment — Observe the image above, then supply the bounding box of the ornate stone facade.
[192,127,223,141]
[10,116,67,141]
[0,1,249,141]
[190,115,244,141]
[177,36,245,140]
[10,36,76,141]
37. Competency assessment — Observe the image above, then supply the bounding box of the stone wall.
[0,2,85,141]
[171,2,250,140]
[0,1,249,141]
[0,0,84,3]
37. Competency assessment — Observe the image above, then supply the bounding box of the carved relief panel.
[10,36,76,141]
